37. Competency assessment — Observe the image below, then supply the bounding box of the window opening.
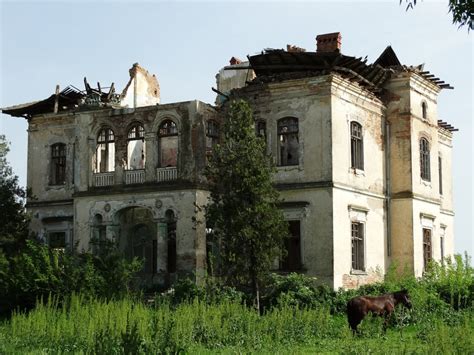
[420,138,431,181]
[95,128,115,173]
[438,156,443,195]
[351,222,365,271]
[166,210,177,273]
[278,117,299,166]
[350,122,364,170]
[127,124,145,169]
[49,231,66,251]
[422,102,427,119]
[158,120,178,167]
[423,228,432,270]
[206,120,220,153]
[280,220,301,271]
[51,143,66,185]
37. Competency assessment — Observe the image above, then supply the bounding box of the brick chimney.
[316,32,342,53]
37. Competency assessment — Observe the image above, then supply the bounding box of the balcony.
[156,167,177,182]
[94,172,115,187]
[124,169,145,184]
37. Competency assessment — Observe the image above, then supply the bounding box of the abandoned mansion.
[2,33,457,289]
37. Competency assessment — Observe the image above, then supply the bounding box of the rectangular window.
[280,220,301,271]
[440,226,446,265]
[351,222,365,271]
[423,228,432,270]
[51,144,66,185]
[350,122,364,170]
[49,231,66,250]
[438,156,443,195]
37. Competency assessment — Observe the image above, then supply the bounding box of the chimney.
[316,32,342,53]
[229,56,242,65]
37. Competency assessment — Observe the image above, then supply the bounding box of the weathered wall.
[121,63,160,108]
[332,188,385,289]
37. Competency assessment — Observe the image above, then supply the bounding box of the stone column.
[145,133,157,182]
[156,221,168,274]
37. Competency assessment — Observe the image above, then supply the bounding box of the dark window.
[438,156,443,195]
[206,120,220,152]
[50,143,66,185]
[278,117,299,166]
[422,102,427,119]
[420,138,431,181]
[350,122,364,170]
[440,233,445,265]
[280,220,301,271]
[95,128,115,173]
[423,228,432,270]
[351,222,365,271]
[256,121,266,139]
[127,124,145,169]
[166,210,177,273]
[158,120,178,167]
[49,231,66,250]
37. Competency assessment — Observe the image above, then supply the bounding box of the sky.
[0,0,472,256]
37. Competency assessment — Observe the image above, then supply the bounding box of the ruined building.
[2,33,457,289]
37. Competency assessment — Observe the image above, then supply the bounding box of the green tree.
[401,0,473,31]
[0,135,29,256]
[205,100,288,309]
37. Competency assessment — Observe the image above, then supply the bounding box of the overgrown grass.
[0,293,472,354]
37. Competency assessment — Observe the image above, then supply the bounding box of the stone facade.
[2,34,456,289]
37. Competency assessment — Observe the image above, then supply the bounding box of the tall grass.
[1,293,472,354]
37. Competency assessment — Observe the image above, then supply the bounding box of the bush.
[0,240,142,315]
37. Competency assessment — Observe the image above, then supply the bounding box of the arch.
[350,121,364,170]
[277,117,299,166]
[158,119,178,167]
[127,123,145,170]
[50,143,66,185]
[419,137,431,181]
[94,127,115,173]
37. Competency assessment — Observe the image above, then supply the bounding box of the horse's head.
[395,289,412,309]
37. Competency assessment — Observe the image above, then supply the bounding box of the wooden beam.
[53,84,60,114]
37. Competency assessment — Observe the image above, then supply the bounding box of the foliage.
[0,239,142,316]
[0,135,29,257]
[205,100,288,305]
[401,0,473,31]
[0,293,472,354]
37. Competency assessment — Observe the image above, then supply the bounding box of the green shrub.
[0,240,142,315]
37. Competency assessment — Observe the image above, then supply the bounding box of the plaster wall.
[278,187,334,286]
[332,188,385,289]
[330,76,385,195]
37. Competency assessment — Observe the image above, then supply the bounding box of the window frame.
[126,123,146,170]
[422,228,432,271]
[95,127,115,173]
[420,138,431,181]
[277,117,299,167]
[158,120,178,168]
[351,221,365,272]
[421,101,428,120]
[206,120,220,153]
[350,121,364,171]
[279,220,302,272]
[50,143,66,185]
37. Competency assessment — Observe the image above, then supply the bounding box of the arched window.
[206,120,219,152]
[95,128,115,173]
[127,124,145,170]
[166,210,177,274]
[277,117,299,166]
[50,143,66,185]
[420,138,431,181]
[158,120,178,167]
[422,102,427,120]
[350,122,364,170]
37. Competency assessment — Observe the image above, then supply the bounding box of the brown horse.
[347,289,412,333]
